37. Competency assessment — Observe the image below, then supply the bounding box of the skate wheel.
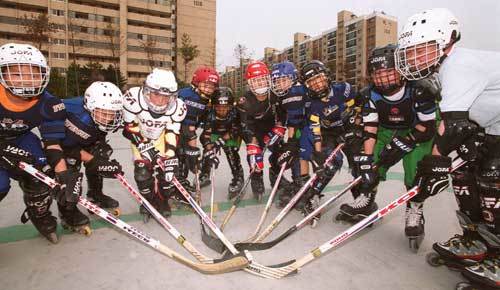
[112,208,121,217]
[45,232,59,244]
[455,282,474,290]
[409,239,419,253]
[310,219,318,228]
[80,226,92,236]
[426,252,443,267]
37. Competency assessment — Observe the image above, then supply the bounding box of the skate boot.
[336,192,378,223]
[87,190,120,216]
[21,189,59,244]
[460,254,500,290]
[228,169,244,200]
[302,196,321,228]
[171,180,195,208]
[157,197,172,218]
[277,175,309,208]
[58,203,91,236]
[405,201,425,252]
[251,171,265,202]
[427,211,487,270]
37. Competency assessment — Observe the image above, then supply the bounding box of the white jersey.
[123,87,187,140]
[439,47,500,135]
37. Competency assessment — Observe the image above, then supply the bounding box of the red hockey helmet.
[245,61,271,95]
[191,66,220,87]
[245,61,269,80]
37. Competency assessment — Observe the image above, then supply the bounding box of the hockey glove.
[263,125,286,147]
[277,139,299,169]
[85,158,123,178]
[246,143,264,171]
[54,170,83,206]
[415,155,451,198]
[378,136,415,169]
[0,143,35,172]
[158,156,179,183]
[137,141,160,164]
[203,148,220,169]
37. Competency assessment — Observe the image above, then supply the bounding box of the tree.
[105,23,125,86]
[140,37,159,71]
[177,33,200,83]
[47,69,66,98]
[233,44,251,97]
[104,65,127,89]
[21,13,56,50]
[65,63,82,97]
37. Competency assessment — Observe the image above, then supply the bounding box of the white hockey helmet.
[143,68,178,114]
[395,8,460,80]
[0,43,50,98]
[84,81,124,132]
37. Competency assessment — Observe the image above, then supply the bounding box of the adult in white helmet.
[57,81,124,231]
[122,68,186,220]
[397,8,500,289]
[0,43,77,244]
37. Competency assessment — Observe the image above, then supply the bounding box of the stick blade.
[201,224,227,254]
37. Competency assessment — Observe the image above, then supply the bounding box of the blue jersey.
[62,97,102,149]
[178,87,210,127]
[278,84,308,128]
[306,82,354,132]
[0,86,66,142]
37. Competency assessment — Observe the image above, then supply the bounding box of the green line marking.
[0,172,413,244]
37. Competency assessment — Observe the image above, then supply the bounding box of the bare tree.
[106,23,126,85]
[140,36,159,71]
[67,17,82,95]
[21,13,56,50]
[233,44,252,96]
[177,33,200,83]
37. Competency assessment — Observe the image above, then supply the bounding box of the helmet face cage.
[305,73,330,99]
[371,68,403,95]
[395,41,442,81]
[271,75,294,97]
[0,63,49,98]
[143,84,177,114]
[197,80,217,98]
[91,107,123,132]
[248,75,271,96]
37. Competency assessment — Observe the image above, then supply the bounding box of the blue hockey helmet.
[270,61,298,96]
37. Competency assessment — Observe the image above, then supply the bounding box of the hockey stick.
[241,163,286,243]
[218,141,274,231]
[233,157,467,278]
[115,173,216,263]
[252,143,345,243]
[210,164,216,219]
[17,162,249,275]
[169,175,297,279]
[191,164,225,254]
[235,174,356,251]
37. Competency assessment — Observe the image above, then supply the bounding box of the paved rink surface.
[0,133,465,290]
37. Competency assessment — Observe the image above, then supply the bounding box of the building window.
[194,0,202,6]
[51,52,66,59]
[52,39,66,45]
[51,9,65,17]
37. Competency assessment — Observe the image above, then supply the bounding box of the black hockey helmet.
[300,60,331,99]
[368,44,404,95]
[212,86,234,118]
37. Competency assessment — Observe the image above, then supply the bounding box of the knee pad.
[19,176,50,195]
[477,156,500,234]
[451,164,483,222]
[134,160,154,195]
[21,185,52,219]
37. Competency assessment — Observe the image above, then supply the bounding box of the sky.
[215,0,500,71]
